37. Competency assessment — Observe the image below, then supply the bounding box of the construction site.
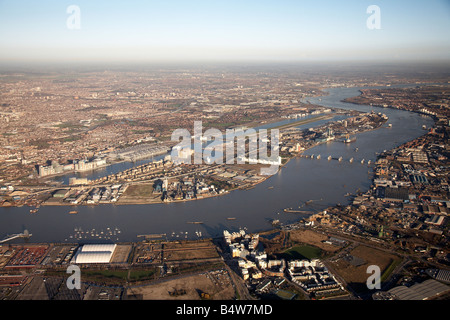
[126,269,235,300]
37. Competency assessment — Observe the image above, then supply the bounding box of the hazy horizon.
[0,0,449,64]
[1,60,450,76]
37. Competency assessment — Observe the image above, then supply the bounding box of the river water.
[0,85,435,243]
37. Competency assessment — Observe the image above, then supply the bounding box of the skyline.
[0,0,449,63]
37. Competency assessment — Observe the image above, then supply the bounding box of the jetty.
[283,208,310,214]
[0,230,32,244]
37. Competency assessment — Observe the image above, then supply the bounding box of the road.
[222,259,255,300]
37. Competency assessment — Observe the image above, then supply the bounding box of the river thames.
[0,85,435,243]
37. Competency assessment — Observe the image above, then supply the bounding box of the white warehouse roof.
[73,251,114,264]
[78,244,117,253]
[72,244,117,264]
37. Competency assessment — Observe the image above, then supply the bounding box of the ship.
[187,221,203,224]
[343,134,356,143]
[227,217,236,220]
[344,137,356,143]
[69,211,78,214]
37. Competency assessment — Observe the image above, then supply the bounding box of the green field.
[279,245,322,260]
[83,270,128,283]
[129,269,158,282]
[275,289,297,300]
[380,259,402,282]
[82,269,158,283]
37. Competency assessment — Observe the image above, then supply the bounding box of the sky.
[0,0,449,63]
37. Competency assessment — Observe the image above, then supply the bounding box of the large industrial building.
[71,244,117,264]
[373,279,450,300]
